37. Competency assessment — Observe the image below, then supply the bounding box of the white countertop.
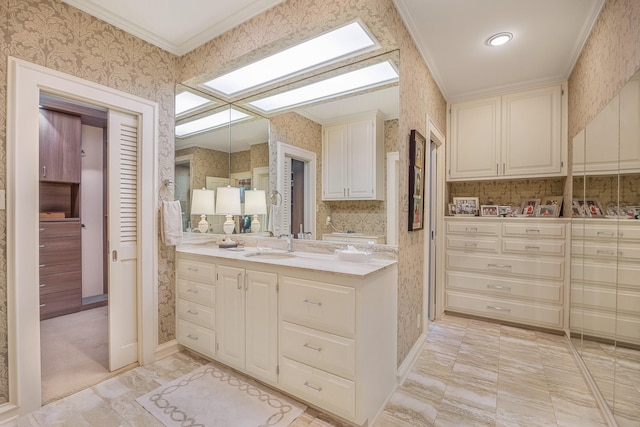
[176,244,397,278]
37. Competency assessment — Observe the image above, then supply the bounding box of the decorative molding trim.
[396,333,425,384]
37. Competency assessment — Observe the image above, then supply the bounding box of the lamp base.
[218,238,238,249]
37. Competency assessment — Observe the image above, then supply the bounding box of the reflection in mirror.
[570,69,640,425]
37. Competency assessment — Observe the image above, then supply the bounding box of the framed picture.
[480,205,499,217]
[520,199,540,217]
[573,199,591,217]
[498,205,511,217]
[540,195,563,209]
[448,203,456,216]
[453,197,479,216]
[408,130,426,231]
[585,199,603,217]
[627,206,640,219]
[536,204,558,217]
[571,205,583,217]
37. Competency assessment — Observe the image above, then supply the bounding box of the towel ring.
[162,179,182,201]
[270,190,282,206]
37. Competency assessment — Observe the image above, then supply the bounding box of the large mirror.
[570,68,640,426]
[174,50,400,244]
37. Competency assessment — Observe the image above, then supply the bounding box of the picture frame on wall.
[453,197,479,216]
[408,129,426,231]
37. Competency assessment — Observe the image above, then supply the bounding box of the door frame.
[386,152,399,245]
[5,57,158,417]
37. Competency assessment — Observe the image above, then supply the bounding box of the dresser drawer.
[280,357,356,420]
[571,223,640,242]
[177,319,216,358]
[39,270,81,296]
[39,221,81,238]
[40,289,82,319]
[447,253,564,281]
[502,239,565,256]
[39,235,81,273]
[570,310,640,345]
[280,321,355,380]
[177,299,215,329]
[447,237,499,252]
[446,221,499,236]
[447,271,562,303]
[177,258,215,284]
[177,279,215,307]
[572,242,640,261]
[571,260,640,288]
[502,222,566,238]
[280,277,355,338]
[446,291,563,329]
[573,285,640,314]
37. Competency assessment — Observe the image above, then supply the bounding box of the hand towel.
[161,200,183,246]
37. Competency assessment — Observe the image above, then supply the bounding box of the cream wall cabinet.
[448,83,565,181]
[444,217,568,330]
[322,112,384,200]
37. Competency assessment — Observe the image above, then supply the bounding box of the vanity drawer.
[279,356,356,420]
[177,279,215,307]
[446,291,563,329]
[177,258,215,284]
[446,237,499,252]
[502,222,566,239]
[280,277,355,338]
[502,239,565,256]
[447,271,562,303]
[447,253,564,281]
[280,321,355,380]
[446,221,499,236]
[177,319,216,358]
[177,299,215,329]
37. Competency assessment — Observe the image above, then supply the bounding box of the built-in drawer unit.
[177,319,216,358]
[177,299,215,329]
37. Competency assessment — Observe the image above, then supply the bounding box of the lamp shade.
[215,186,242,215]
[191,188,215,215]
[244,189,267,215]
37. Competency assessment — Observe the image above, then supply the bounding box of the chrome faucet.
[278,233,294,252]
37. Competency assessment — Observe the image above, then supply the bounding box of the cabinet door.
[322,124,348,200]
[245,269,278,383]
[502,85,563,177]
[39,109,82,183]
[216,265,246,371]
[346,119,375,198]
[448,97,501,180]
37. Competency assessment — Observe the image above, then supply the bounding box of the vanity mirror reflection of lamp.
[191,188,215,233]
[244,189,267,233]
[216,186,242,248]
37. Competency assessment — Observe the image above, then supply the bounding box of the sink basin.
[244,251,296,259]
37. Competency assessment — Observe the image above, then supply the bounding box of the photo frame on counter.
[408,129,426,231]
[453,197,479,216]
[535,204,558,217]
[540,195,563,210]
[448,203,456,216]
[585,199,604,217]
[480,205,499,217]
[520,199,540,216]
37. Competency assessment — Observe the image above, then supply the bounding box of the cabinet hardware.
[487,305,511,312]
[112,250,118,261]
[488,263,511,269]
[496,163,499,175]
[40,304,46,308]
[465,227,477,232]
[303,299,322,306]
[464,242,477,247]
[39,264,45,268]
[597,250,615,255]
[525,246,540,250]
[303,382,322,392]
[187,334,199,341]
[39,228,45,232]
[39,244,45,248]
[187,266,199,272]
[525,228,540,233]
[237,273,242,290]
[187,288,198,294]
[187,309,198,315]
[596,231,615,237]
[42,166,46,177]
[503,163,505,174]
[487,284,511,291]
[40,284,46,288]
[303,343,322,352]
[244,274,248,291]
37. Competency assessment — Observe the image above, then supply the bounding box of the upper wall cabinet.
[39,109,82,183]
[573,73,640,174]
[322,111,384,201]
[447,83,566,181]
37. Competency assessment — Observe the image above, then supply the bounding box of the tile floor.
[13,315,609,426]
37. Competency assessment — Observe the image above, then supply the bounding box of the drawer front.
[447,253,564,281]
[279,357,356,420]
[572,223,640,242]
[280,277,355,338]
[618,224,640,242]
[572,242,640,262]
[447,237,499,252]
[572,285,640,315]
[502,239,565,256]
[39,221,81,238]
[177,258,215,284]
[177,279,215,307]
[570,310,640,344]
[40,236,81,274]
[177,319,216,358]
[40,289,82,318]
[447,271,562,303]
[571,260,640,288]
[280,321,355,380]
[446,221,499,236]
[177,299,215,329]
[502,222,566,238]
[446,291,563,329]
[39,270,82,295]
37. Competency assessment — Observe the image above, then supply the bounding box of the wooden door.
[39,109,82,183]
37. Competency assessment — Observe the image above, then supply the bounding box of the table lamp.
[216,186,242,247]
[190,188,215,233]
[244,189,267,233]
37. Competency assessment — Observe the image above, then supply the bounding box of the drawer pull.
[39,264,46,268]
[597,250,615,255]
[187,288,198,294]
[187,267,199,272]
[488,263,511,270]
[464,242,477,248]
[487,305,511,312]
[237,273,242,290]
[187,309,198,315]
[525,245,540,251]
[39,244,45,248]
[303,381,323,392]
[40,304,46,308]
[40,284,46,288]
[596,231,615,237]
[465,227,478,232]
[487,284,511,291]
[525,228,540,233]
[303,343,322,352]
[303,299,322,307]
[39,228,45,232]
[186,334,199,341]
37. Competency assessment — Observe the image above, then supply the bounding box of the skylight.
[202,21,378,96]
[248,61,399,113]
[175,91,214,115]
[175,108,250,137]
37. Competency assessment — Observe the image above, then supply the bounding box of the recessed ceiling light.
[175,108,250,137]
[175,91,214,115]
[486,32,513,47]
[202,21,378,97]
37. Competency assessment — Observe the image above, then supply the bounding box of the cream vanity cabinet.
[570,220,640,345]
[448,83,566,181]
[444,217,568,330]
[322,111,384,200]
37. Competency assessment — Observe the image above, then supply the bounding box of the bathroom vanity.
[175,244,398,426]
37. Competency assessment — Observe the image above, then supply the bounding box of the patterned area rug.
[137,363,306,427]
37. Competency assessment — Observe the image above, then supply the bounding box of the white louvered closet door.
[107,110,139,371]
[282,156,291,235]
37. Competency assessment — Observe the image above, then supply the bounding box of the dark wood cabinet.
[39,109,82,183]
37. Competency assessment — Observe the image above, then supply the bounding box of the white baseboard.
[0,404,19,427]
[396,333,425,384]
[154,339,181,361]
